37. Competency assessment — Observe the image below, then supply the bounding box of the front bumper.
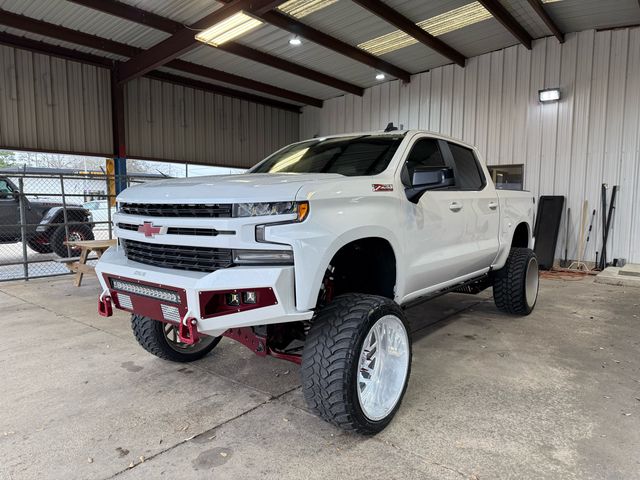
[96,245,313,337]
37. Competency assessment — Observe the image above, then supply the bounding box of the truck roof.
[306,129,476,151]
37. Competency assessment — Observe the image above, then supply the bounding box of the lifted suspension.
[224,327,302,365]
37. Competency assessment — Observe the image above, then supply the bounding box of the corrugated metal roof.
[503,0,550,39]
[120,0,221,25]
[544,0,640,32]
[1,0,638,105]
[0,26,128,61]
[181,44,344,99]
[0,0,168,49]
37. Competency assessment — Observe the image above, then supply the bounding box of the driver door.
[401,137,469,296]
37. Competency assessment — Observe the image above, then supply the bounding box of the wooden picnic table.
[59,239,117,286]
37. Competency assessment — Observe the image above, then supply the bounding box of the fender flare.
[493,221,532,270]
[296,226,403,310]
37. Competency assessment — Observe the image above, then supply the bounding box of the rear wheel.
[131,314,221,362]
[302,294,411,434]
[493,247,539,315]
[50,223,94,257]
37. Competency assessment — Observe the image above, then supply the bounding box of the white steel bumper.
[95,245,313,337]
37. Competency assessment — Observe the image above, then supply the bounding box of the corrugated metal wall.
[0,44,112,156]
[300,27,640,265]
[125,77,300,168]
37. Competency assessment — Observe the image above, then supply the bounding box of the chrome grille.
[121,239,233,273]
[120,203,232,217]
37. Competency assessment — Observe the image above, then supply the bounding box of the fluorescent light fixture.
[289,36,302,46]
[539,88,560,103]
[278,0,338,18]
[359,2,492,56]
[195,11,262,47]
[376,73,386,80]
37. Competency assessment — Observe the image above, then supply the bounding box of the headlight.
[233,202,297,217]
[232,249,293,265]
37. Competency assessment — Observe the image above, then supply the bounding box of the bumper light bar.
[110,278,181,304]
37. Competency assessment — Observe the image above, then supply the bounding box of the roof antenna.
[384,122,398,132]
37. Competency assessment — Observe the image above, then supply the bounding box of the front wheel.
[131,314,221,362]
[50,223,94,257]
[302,294,412,435]
[493,247,539,315]
[27,235,53,254]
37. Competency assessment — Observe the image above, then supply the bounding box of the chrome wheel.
[357,314,410,421]
[163,323,217,353]
[525,257,539,308]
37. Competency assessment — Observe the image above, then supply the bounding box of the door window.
[405,138,445,178]
[447,143,484,190]
[0,180,14,199]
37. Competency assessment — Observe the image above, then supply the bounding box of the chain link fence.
[0,172,161,281]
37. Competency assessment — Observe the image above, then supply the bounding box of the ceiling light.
[359,2,491,56]
[375,73,386,81]
[539,88,560,103]
[289,36,302,46]
[195,11,262,47]
[278,0,338,18]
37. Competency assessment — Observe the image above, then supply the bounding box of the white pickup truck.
[96,129,538,434]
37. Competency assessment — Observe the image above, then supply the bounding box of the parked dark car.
[0,177,94,257]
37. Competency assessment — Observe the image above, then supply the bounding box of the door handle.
[449,202,463,212]
[488,201,498,210]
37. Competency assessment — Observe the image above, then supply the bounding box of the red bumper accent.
[177,317,200,345]
[199,287,277,319]
[98,296,113,317]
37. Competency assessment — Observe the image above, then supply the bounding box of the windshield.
[249,134,405,176]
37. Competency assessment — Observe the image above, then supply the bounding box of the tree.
[0,150,15,168]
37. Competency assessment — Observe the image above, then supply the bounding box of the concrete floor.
[0,274,639,480]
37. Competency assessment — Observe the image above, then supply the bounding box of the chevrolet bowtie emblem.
[138,222,164,237]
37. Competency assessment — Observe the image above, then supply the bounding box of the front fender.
[268,221,402,311]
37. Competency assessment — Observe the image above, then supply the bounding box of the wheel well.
[512,222,530,248]
[322,238,396,304]
[51,208,87,223]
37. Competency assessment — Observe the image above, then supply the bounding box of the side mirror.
[405,166,454,203]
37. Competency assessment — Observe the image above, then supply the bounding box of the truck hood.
[118,173,345,204]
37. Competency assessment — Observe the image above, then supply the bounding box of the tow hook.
[98,294,113,317]
[177,317,200,345]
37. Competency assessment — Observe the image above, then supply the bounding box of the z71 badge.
[372,184,394,192]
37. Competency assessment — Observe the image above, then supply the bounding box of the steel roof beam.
[68,0,363,96]
[258,10,412,82]
[525,0,564,43]
[116,0,288,83]
[0,31,114,68]
[350,0,466,67]
[0,9,320,107]
[478,0,533,49]
[67,0,182,33]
